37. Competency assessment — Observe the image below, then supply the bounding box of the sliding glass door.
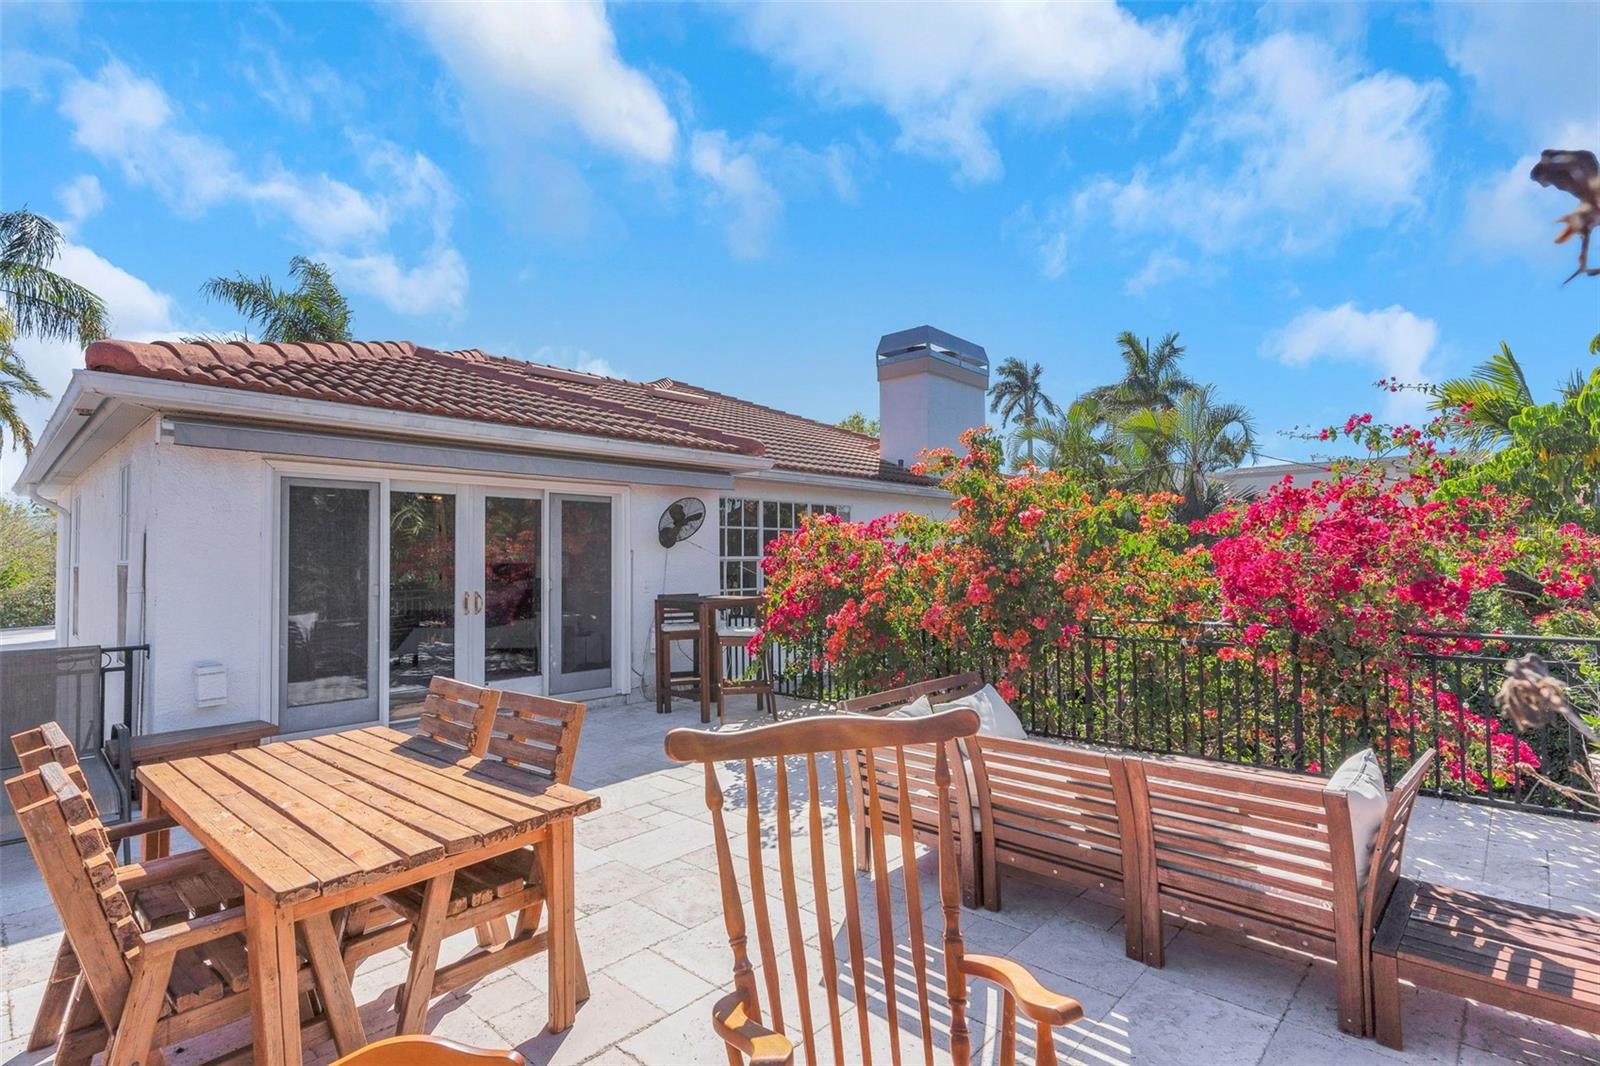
[550,494,613,694]
[280,480,379,733]
[388,490,459,719]
[479,493,543,691]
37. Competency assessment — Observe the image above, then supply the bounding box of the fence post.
[1290,631,1305,772]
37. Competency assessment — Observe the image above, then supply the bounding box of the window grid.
[718,497,849,594]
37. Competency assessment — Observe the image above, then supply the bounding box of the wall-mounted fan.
[658,497,706,547]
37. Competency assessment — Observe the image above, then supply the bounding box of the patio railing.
[760,623,1598,818]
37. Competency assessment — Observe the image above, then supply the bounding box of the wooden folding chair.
[665,707,1084,1065]
[4,755,354,1065]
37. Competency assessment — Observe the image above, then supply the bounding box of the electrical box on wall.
[194,662,228,708]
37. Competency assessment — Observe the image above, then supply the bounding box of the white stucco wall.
[52,427,952,734]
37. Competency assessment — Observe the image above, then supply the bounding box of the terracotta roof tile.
[85,338,933,487]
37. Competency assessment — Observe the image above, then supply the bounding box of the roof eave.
[19,371,778,494]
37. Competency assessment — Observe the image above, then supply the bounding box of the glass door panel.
[483,495,542,687]
[388,490,457,720]
[550,495,612,694]
[281,481,378,733]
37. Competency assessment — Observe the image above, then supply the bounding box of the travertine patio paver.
[1,694,1596,1065]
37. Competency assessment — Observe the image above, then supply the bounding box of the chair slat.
[832,750,874,1066]
[744,758,786,1037]
[773,759,818,1066]
[805,753,846,1066]
[863,747,904,1066]
[894,748,936,1066]
[704,762,762,1023]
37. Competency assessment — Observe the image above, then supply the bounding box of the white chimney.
[876,326,990,468]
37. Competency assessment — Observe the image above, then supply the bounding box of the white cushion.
[934,684,1027,740]
[886,694,933,718]
[1326,749,1388,896]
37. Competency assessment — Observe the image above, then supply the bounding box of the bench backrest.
[5,759,139,1027]
[968,735,1140,894]
[11,721,106,818]
[479,691,586,785]
[840,672,984,716]
[417,676,501,753]
[1361,749,1435,935]
[1124,755,1352,949]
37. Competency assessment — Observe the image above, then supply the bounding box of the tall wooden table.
[137,726,600,1066]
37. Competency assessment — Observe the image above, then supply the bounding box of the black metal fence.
[764,623,1598,818]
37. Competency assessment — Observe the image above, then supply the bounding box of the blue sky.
[4,0,1597,492]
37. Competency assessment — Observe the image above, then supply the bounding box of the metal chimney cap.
[875,326,989,371]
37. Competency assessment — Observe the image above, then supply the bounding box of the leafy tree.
[1085,331,1197,416]
[1,208,109,452]
[1121,385,1256,522]
[838,411,879,436]
[199,256,351,343]
[0,497,55,627]
[988,357,1060,464]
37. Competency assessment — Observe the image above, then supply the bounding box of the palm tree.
[1086,331,1197,417]
[1121,385,1256,522]
[988,357,1060,464]
[0,320,49,453]
[1427,342,1584,449]
[1,208,109,453]
[199,256,351,343]
[1018,396,1113,482]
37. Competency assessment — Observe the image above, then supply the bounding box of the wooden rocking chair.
[664,707,1084,1065]
[4,755,351,1066]
[371,677,590,1032]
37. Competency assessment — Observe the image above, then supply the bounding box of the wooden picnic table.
[137,725,600,1066]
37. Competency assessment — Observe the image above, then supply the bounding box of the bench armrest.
[711,990,794,1066]
[140,905,247,957]
[961,954,1085,1026]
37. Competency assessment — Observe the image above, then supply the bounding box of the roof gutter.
[20,370,777,492]
[738,466,949,501]
[12,374,100,505]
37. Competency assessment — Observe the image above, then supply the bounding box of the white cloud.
[3,240,190,493]
[54,60,468,316]
[1032,33,1444,277]
[55,174,104,231]
[1123,249,1189,295]
[689,131,784,259]
[1265,303,1438,419]
[732,1,1185,183]
[397,1,677,165]
[1436,4,1600,142]
[320,246,468,316]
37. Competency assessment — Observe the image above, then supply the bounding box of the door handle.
[463,591,471,615]
[474,591,483,615]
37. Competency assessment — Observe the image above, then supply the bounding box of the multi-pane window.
[718,497,850,594]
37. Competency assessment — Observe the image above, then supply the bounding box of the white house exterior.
[12,327,988,738]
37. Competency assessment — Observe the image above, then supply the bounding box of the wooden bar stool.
[654,594,713,719]
[707,595,775,723]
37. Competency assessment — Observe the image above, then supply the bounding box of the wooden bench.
[106,718,279,859]
[1123,749,1433,1036]
[841,673,987,908]
[1373,878,1600,1049]
[967,735,1144,959]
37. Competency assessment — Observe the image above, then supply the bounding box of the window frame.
[717,496,849,594]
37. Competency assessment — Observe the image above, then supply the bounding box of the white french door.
[283,473,621,731]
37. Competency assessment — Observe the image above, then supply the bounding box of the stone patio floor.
[2,696,1597,1065]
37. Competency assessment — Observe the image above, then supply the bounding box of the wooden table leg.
[302,911,365,1057]
[140,788,171,861]
[544,819,578,1031]
[698,605,713,725]
[245,893,302,1066]
[397,872,454,1035]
